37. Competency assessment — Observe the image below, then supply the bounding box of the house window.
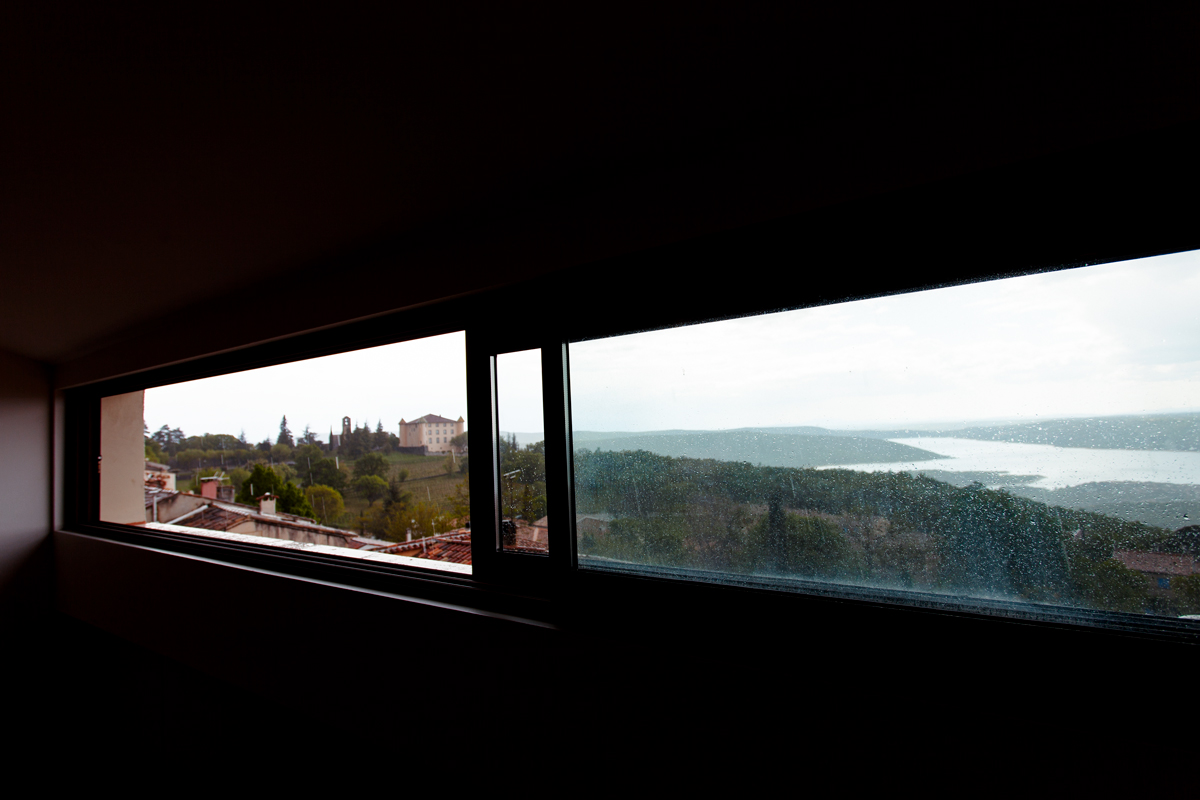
[567,249,1200,620]
[102,331,472,575]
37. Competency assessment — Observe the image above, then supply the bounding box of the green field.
[338,451,468,526]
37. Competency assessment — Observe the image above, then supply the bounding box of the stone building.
[329,416,352,450]
[398,414,465,454]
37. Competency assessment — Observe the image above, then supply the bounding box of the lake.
[831,437,1200,490]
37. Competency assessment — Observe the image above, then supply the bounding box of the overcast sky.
[570,249,1200,431]
[145,331,471,444]
[144,250,1200,442]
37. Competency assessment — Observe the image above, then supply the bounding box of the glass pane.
[102,332,472,574]
[496,349,549,553]
[570,250,1200,619]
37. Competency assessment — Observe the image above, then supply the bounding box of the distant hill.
[581,413,1200,452]
[830,413,1200,452]
[577,430,945,468]
[906,414,1200,452]
[899,470,1045,489]
[1010,481,1200,531]
[572,430,698,443]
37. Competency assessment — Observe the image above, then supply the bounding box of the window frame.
[62,300,565,623]
[58,165,1200,646]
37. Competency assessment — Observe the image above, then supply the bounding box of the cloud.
[569,250,1200,430]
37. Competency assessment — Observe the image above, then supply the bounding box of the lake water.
[832,437,1200,489]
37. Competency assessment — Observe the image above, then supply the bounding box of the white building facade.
[399,414,465,453]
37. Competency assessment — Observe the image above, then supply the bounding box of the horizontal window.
[568,250,1200,622]
[102,332,473,574]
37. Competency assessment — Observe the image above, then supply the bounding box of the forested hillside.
[579,430,945,468]
[590,413,1200,452]
[574,449,1199,615]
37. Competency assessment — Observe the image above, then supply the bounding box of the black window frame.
[58,129,1200,646]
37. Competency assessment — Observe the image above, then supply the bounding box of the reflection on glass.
[569,251,1200,618]
[103,332,472,574]
[496,349,549,553]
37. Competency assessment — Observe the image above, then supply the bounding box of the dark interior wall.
[0,348,51,623]
[53,531,565,739]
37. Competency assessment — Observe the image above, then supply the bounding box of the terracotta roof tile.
[408,413,457,424]
[1114,550,1200,576]
[384,530,473,564]
[183,505,250,531]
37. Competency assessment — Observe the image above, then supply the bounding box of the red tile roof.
[407,414,458,424]
[1114,550,1200,576]
[181,504,250,531]
[383,530,473,564]
[509,534,548,554]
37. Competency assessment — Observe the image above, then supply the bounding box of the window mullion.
[542,339,576,573]
[465,328,502,580]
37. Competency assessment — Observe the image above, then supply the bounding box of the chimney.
[200,477,221,499]
[259,494,278,515]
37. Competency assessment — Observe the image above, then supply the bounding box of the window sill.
[143,521,472,576]
[60,522,557,628]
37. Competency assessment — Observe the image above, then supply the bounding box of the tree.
[354,452,389,480]
[1174,573,1200,615]
[501,444,546,485]
[384,478,413,512]
[303,457,348,494]
[304,485,345,526]
[352,474,389,506]
[519,484,536,521]
[277,415,294,447]
[451,479,470,524]
[227,467,251,494]
[299,425,320,446]
[176,448,206,470]
[409,500,452,539]
[745,504,859,578]
[443,454,456,475]
[234,463,314,517]
[381,507,412,542]
[374,419,390,452]
[450,431,468,450]
[236,464,279,504]
[1068,552,1148,613]
[270,443,293,463]
[153,425,186,456]
[294,443,324,468]
[277,481,315,518]
[342,422,373,459]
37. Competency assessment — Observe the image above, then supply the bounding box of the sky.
[143,250,1200,442]
[569,249,1200,431]
[144,331,473,444]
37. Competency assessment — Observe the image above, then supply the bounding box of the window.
[568,250,1200,622]
[69,235,1199,641]
[495,348,549,555]
[99,331,473,575]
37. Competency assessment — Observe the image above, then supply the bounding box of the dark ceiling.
[3,4,1198,368]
